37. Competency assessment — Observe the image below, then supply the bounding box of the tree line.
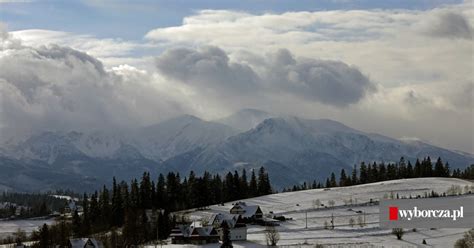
[26,167,272,247]
[286,157,474,192]
[0,192,66,219]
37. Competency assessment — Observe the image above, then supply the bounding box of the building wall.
[228,227,247,241]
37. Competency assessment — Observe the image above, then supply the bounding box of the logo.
[379,196,473,228]
[389,206,398,220]
[388,206,463,221]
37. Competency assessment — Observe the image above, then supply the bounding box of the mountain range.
[1,109,473,192]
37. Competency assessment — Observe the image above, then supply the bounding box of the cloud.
[155,46,259,95]
[11,29,139,58]
[1,2,473,153]
[0,31,189,141]
[155,46,375,107]
[422,11,473,39]
[145,4,474,152]
[265,49,376,107]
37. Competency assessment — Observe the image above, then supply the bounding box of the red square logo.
[389,206,398,221]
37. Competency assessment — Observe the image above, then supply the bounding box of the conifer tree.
[379,163,386,181]
[398,157,407,178]
[211,174,223,204]
[249,170,258,197]
[434,157,445,177]
[89,191,100,233]
[224,172,235,201]
[330,172,337,187]
[406,161,414,178]
[220,221,233,248]
[38,224,50,248]
[72,209,81,238]
[367,163,373,183]
[139,172,152,209]
[339,169,347,186]
[240,169,249,198]
[111,177,124,227]
[99,185,110,229]
[257,167,272,195]
[371,162,378,182]
[444,162,451,177]
[130,179,140,209]
[156,174,166,209]
[414,159,422,177]
[81,193,90,236]
[233,171,242,199]
[359,162,368,184]
[351,165,358,185]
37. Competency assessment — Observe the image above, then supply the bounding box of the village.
[170,201,267,245]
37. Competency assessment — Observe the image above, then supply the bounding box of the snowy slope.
[1,110,473,192]
[183,177,474,248]
[133,115,238,161]
[163,116,474,188]
[3,114,237,163]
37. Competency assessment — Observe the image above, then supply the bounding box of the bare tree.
[313,199,321,209]
[328,200,335,208]
[265,226,280,246]
[349,217,355,227]
[357,215,364,227]
[324,220,329,229]
[454,229,474,248]
[392,228,404,240]
[13,228,26,245]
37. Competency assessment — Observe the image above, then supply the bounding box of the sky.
[0,0,473,153]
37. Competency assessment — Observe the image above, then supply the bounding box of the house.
[145,208,164,222]
[230,202,263,222]
[170,224,220,245]
[209,213,247,241]
[0,202,16,209]
[64,200,83,217]
[68,238,103,248]
[64,200,77,214]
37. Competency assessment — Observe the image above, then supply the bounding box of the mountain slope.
[1,110,473,191]
[133,115,238,160]
[163,116,474,188]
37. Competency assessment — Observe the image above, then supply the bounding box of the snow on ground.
[144,241,266,248]
[182,177,473,247]
[51,194,78,201]
[0,219,54,239]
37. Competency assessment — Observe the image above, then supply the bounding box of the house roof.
[171,225,219,238]
[209,213,246,228]
[230,202,262,217]
[69,238,102,248]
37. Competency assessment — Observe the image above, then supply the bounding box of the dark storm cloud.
[155,47,376,107]
[155,46,259,94]
[267,49,376,107]
[425,11,473,39]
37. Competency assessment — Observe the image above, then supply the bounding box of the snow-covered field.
[171,177,473,247]
[0,219,54,239]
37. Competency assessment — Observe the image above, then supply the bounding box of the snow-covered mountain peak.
[132,114,238,161]
[13,131,85,163]
[70,130,124,158]
[216,108,275,131]
[252,116,360,136]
